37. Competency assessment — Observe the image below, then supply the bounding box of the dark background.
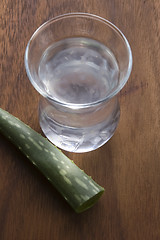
[0,0,160,239]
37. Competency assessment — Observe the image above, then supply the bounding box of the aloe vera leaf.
[0,108,104,213]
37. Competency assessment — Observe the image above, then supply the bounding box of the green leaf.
[0,108,104,213]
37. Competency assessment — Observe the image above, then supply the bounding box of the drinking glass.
[25,13,132,153]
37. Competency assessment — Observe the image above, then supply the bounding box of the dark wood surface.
[0,0,160,239]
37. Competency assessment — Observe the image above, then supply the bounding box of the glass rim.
[25,12,133,108]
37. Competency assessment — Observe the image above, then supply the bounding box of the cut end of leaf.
[75,188,105,213]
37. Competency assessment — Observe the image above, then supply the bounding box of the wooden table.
[0,0,160,239]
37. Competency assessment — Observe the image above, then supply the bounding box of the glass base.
[39,101,120,153]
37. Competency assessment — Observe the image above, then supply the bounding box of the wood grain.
[0,0,160,239]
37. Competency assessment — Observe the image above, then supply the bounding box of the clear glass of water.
[25,13,132,153]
